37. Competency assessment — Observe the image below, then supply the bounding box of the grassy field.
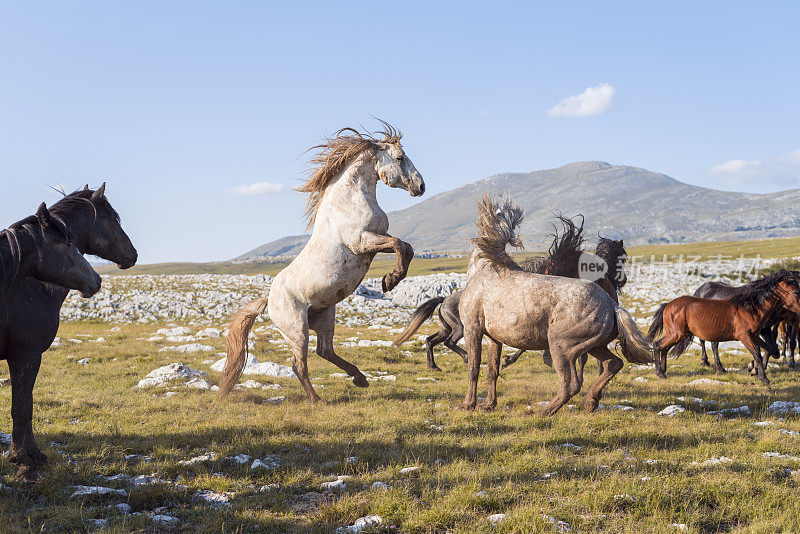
[2,303,800,532]
[97,235,800,278]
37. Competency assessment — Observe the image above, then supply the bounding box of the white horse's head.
[374,141,425,197]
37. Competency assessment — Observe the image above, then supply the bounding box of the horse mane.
[520,214,585,276]
[297,120,402,228]
[727,269,800,313]
[595,237,627,289]
[49,189,120,226]
[0,212,73,295]
[471,194,524,271]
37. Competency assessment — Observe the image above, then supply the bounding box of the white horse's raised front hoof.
[382,272,403,293]
[352,374,369,388]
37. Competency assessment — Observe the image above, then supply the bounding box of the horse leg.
[424,330,448,371]
[442,309,468,363]
[356,232,413,292]
[576,353,588,389]
[478,339,502,411]
[456,328,482,411]
[741,334,769,385]
[711,342,726,373]
[542,350,553,367]
[583,346,624,412]
[539,348,581,416]
[311,306,368,388]
[273,300,321,402]
[699,340,711,367]
[501,348,524,368]
[790,323,798,369]
[7,352,45,479]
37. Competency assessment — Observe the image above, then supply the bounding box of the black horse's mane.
[0,211,74,294]
[727,269,799,313]
[520,214,585,276]
[595,237,627,289]
[49,189,120,224]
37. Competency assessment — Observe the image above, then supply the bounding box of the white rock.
[195,489,231,507]
[136,363,206,388]
[179,452,218,465]
[211,353,295,378]
[754,421,775,427]
[659,405,686,417]
[488,513,506,525]
[150,514,180,526]
[633,376,648,383]
[77,358,90,365]
[70,485,127,499]
[555,443,583,452]
[114,502,132,514]
[399,466,419,474]
[186,378,213,390]
[321,475,350,491]
[158,343,215,353]
[687,378,727,387]
[371,481,389,491]
[336,515,383,534]
[224,454,252,464]
[768,401,800,415]
[251,455,281,470]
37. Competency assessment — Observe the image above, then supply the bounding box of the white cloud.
[548,83,615,118]
[707,149,800,189]
[228,181,285,195]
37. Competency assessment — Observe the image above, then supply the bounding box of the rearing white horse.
[220,123,425,401]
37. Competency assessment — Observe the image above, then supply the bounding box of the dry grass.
[2,302,800,532]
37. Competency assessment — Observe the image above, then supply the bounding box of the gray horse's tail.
[615,306,653,363]
[219,297,269,396]
[393,296,445,347]
[472,193,524,270]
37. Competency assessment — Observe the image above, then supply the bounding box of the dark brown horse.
[1,185,136,479]
[648,270,800,384]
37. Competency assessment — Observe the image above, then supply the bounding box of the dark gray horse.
[1,185,136,479]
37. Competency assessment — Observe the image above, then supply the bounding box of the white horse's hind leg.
[270,291,321,403]
[311,306,369,388]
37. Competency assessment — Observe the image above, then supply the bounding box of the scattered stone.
[767,401,800,415]
[251,455,281,470]
[87,519,107,529]
[224,454,252,464]
[416,377,438,382]
[779,429,799,437]
[211,353,295,378]
[70,485,127,499]
[754,421,775,427]
[543,514,571,532]
[195,489,232,507]
[77,358,90,365]
[0,433,11,445]
[179,452,217,465]
[556,443,583,452]
[399,466,420,474]
[659,405,686,417]
[321,475,350,491]
[114,502,132,514]
[262,396,286,405]
[186,378,213,389]
[763,451,800,462]
[708,406,750,418]
[488,513,506,525]
[691,456,733,466]
[336,515,383,534]
[158,343,215,353]
[633,376,648,383]
[136,363,206,388]
[150,514,180,526]
[687,378,727,387]
[235,379,282,390]
[371,481,389,491]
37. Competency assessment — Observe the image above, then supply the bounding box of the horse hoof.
[455,402,475,411]
[15,464,41,481]
[28,450,48,466]
[382,274,398,293]
[700,361,711,367]
[477,402,496,412]
[352,374,369,388]
[715,367,727,374]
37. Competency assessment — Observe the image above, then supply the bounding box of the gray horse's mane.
[472,194,524,270]
[297,120,402,228]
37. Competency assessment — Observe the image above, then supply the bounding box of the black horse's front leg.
[7,352,46,479]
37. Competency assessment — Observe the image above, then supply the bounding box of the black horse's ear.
[84,184,90,190]
[619,239,623,246]
[36,202,51,227]
[91,182,106,201]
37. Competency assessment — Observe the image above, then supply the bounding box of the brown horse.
[648,270,800,384]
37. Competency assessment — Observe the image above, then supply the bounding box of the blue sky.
[2,1,799,263]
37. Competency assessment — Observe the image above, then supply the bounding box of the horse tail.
[615,305,653,363]
[472,193,524,270]
[647,303,667,341]
[520,213,585,276]
[667,336,694,359]
[218,297,269,397]
[393,296,445,347]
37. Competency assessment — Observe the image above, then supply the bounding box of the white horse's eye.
[395,155,403,161]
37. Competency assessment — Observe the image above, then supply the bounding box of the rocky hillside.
[236,161,800,259]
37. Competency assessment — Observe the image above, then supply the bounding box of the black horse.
[1,184,136,479]
[693,279,782,373]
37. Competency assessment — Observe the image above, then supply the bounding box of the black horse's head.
[52,183,138,269]
[28,203,102,297]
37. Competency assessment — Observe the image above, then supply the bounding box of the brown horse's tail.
[615,305,652,363]
[647,303,667,341]
[218,297,269,396]
[393,296,445,347]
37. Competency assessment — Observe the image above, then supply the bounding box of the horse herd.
[2,123,799,480]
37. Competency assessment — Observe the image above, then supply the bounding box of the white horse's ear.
[84,184,90,190]
[91,182,106,201]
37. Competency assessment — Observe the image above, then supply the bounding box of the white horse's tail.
[471,193,524,271]
[615,305,653,363]
[218,297,269,396]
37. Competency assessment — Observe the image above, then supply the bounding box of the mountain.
[234,234,310,261]
[234,161,800,259]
